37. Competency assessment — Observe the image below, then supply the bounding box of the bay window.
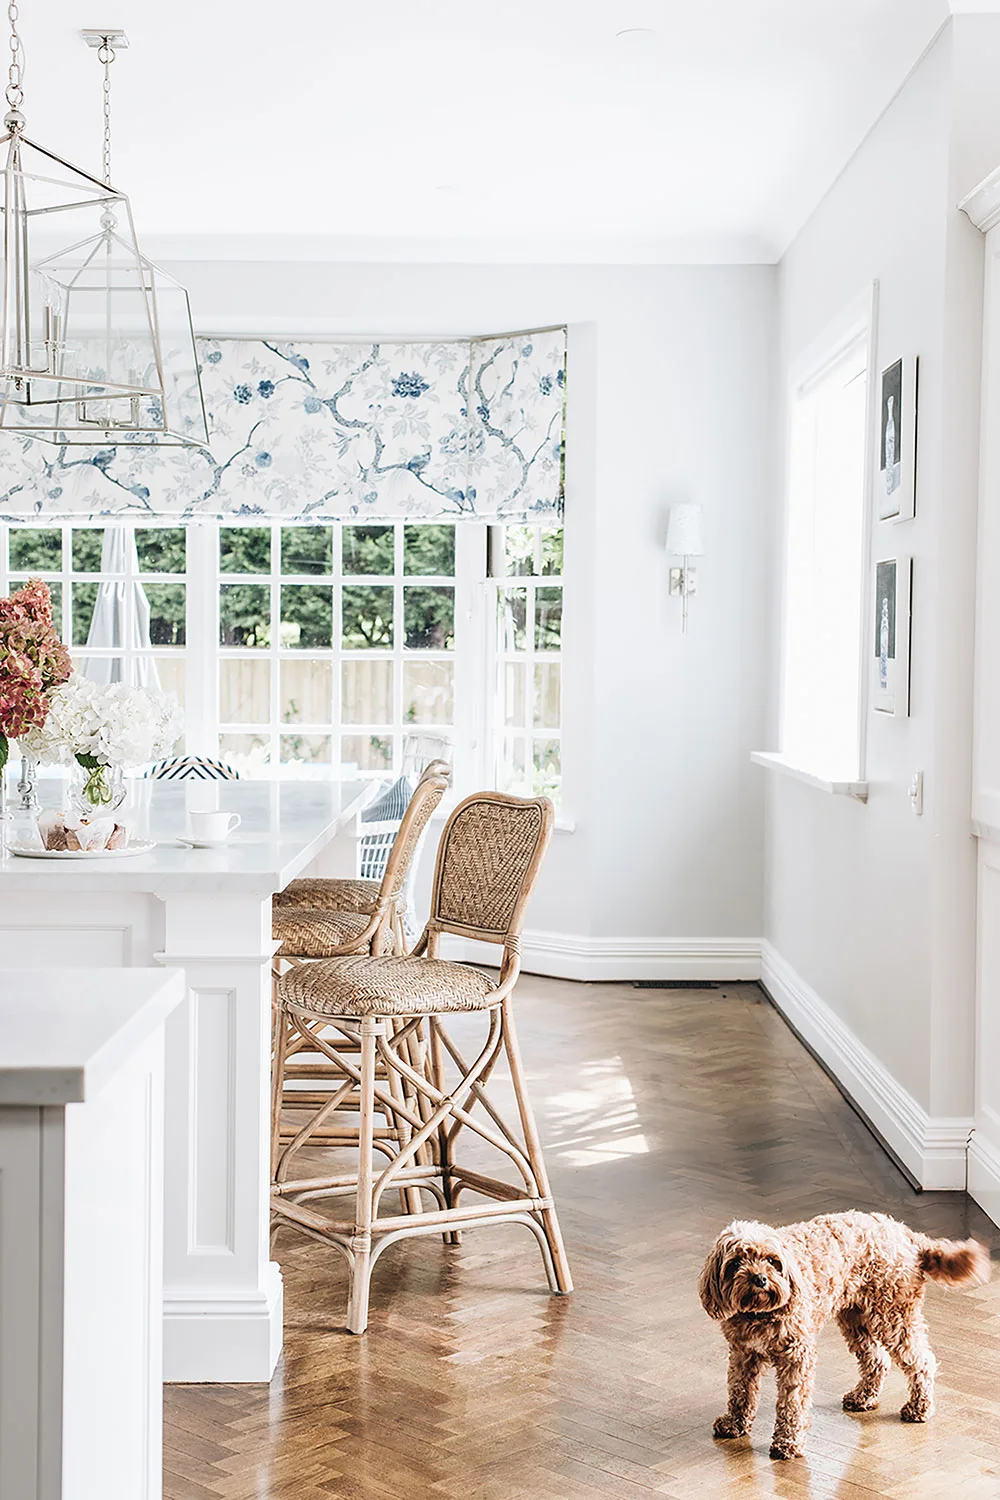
[0,519,564,801]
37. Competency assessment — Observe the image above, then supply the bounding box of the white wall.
[171,261,775,965]
[765,18,1000,1182]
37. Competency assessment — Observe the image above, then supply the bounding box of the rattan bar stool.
[270,792,572,1334]
[273,759,452,934]
[272,770,450,1192]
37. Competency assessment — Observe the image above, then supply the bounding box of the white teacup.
[188,810,241,843]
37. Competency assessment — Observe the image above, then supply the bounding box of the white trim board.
[442,932,762,983]
[968,1132,1000,1227]
[760,942,972,1191]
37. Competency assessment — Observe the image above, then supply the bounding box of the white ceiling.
[17,0,965,262]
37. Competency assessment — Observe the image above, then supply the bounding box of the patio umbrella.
[80,527,162,690]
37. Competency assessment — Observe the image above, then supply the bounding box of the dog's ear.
[699,1230,737,1320]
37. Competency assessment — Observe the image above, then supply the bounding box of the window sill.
[750,752,869,802]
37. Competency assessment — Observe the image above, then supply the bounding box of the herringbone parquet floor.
[164,978,1000,1499]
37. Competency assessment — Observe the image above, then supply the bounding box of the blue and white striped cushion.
[146,756,240,781]
[361,774,413,824]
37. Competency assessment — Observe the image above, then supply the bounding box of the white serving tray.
[7,839,156,861]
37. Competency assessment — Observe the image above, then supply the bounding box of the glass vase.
[70,759,126,819]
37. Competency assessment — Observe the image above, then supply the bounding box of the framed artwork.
[872,555,912,716]
[878,356,918,521]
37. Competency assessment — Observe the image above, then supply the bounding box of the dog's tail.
[917,1236,991,1288]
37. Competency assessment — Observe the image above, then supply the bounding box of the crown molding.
[960,164,1000,231]
[137,230,779,268]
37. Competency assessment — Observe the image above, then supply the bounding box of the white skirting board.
[969,1131,1000,1227]
[760,942,973,1192]
[442,931,762,983]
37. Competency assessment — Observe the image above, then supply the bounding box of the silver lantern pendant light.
[0,5,208,447]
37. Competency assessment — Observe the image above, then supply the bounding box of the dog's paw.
[900,1400,933,1424]
[713,1415,749,1440]
[769,1440,804,1461]
[843,1391,880,1412]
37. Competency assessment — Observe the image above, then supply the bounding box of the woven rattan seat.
[273,877,381,914]
[279,953,498,1017]
[272,907,382,959]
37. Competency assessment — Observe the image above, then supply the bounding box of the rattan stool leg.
[270,1008,290,1177]
[346,1016,380,1334]
[501,1000,573,1294]
[429,1015,462,1245]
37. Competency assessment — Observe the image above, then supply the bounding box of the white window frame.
[485,523,564,803]
[754,284,877,799]
[0,517,565,805]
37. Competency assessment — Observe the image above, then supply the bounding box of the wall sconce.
[666,503,704,633]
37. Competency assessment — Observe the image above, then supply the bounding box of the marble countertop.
[0,778,373,894]
[0,967,186,1104]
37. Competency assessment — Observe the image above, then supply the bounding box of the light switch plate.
[909,770,924,816]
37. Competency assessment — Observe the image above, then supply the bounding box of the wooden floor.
[164,978,1000,1499]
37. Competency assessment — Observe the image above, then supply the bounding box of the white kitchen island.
[0,966,184,1500]
[0,778,370,1383]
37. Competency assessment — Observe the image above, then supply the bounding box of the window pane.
[280,733,333,766]
[403,661,454,724]
[219,733,270,766]
[9,528,61,571]
[498,588,527,652]
[220,584,270,647]
[136,528,185,573]
[503,525,535,576]
[343,525,394,575]
[220,659,270,723]
[71,581,99,645]
[47,581,63,623]
[342,660,393,724]
[281,660,333,724]
[403,524,455,576]
[342,586,394,649]
[498,735,527,794]
[281,526,332,575]
[72,528,104,572]
[145,584,186,645]
[404,586,454,649]
[149,656,185,710]
[532,738,561,798]
[533,663,561,729]
[280,585,333,649]
[535,586,562,651]
[220,527,270,573]
[540,527,564,577]
[503,662,525,726]
[341,734,393,772]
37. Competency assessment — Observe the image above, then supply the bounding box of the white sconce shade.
[665,502,705,557]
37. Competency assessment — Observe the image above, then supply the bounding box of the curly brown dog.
[698,1211,990,1460]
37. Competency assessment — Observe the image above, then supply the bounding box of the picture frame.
[877,355,918,522]
[872,555,912,716]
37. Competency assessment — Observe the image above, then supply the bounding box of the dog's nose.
[752,1273,768,1288]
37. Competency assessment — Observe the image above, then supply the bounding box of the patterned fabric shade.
[0,327,566,522]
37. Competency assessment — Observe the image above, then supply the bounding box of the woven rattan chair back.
[377,769,450,908]
[425,791,553,948]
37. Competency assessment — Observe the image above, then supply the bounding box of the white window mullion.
[185,523,217,753]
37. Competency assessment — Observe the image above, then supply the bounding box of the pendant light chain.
[98,34,114,185]
[5,0,24,127]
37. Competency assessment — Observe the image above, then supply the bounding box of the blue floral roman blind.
[0,327,566,522]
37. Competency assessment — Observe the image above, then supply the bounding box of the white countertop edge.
[750,751,869,802]
[0,967,186,1106]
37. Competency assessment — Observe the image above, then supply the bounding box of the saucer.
[177,836,232,850]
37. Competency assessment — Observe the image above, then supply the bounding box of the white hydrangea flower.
[23,673,184,768]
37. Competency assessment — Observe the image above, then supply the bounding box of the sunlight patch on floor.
[549,1054,650,1166]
